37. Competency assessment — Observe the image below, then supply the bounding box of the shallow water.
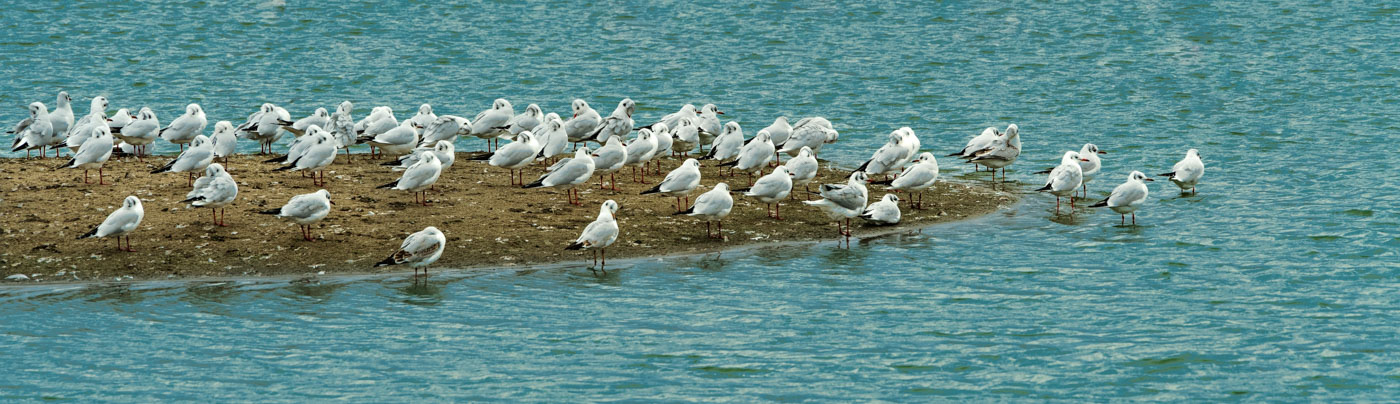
[3,0,1399,401]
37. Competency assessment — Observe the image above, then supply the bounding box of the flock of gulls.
[8,91,1206,275]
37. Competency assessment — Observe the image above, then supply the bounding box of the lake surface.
[3,0,1398,401]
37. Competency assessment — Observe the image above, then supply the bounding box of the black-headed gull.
[160,103,207,152]
[695,103,723,145]
[236,103,292,155]
[469,98,514,151]
[375,226,446,282]
[1035,151,1086,214]
[675,182,733,239]
[583,98,636,145]
[854,129,912,180]
[860,194,902,225]
[469,131,541,185]
[285,107,330,137]
[326,101,357,159]
[378,151,442,206]
[418,114,471,148]
[950,126,1000,172]
[1090,171,1153,225]
[967,123,1021,181]
[1036,143,1105,197]
[641,158,702,212]
[804,171,869,248]
[56,125,114,185]
[78,195,144,252]
[106,108,133,134]
[355,106,398,157]
[566,199,619,270]
[872,152,938,209]
[385,140,455,172]
[9,102,54,157]
[700,121,744,172]
[718,129,774,183]
[670,117,701,156]
[623,128,658,183]
[183,163,238,226]
[210,120,239,165]
[49,91,75,154]
[1159,149,1204,194]
[410,104,437,129]
[533,114,569,162]
[504,103,543,136]
[115,107,159,158]
[564,99,602,146]
[259,189,332,241]
[358,119,419,158]
[650,122,674,168]
[779,117,838,157]
[274,128,339,187]
[66,96,109,153]
[151,134,215,186]
[637,103,697,132]
[754,116,792,154]
[736,165,793,220]
[591,136,629,191]
[524,147,596,206]
[783,146,820,199]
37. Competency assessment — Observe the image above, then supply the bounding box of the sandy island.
[0,149,1013,283]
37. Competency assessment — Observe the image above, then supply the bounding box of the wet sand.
[0,149,1013,283]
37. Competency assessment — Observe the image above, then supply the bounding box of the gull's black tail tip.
[564,242,584,251]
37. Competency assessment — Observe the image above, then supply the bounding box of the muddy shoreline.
[0,150,1014,284]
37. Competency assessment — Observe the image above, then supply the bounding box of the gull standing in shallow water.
[675,182,733,239]
[860,194,902,225]
[260,189,332,241]
[967,123,1021,182]
[566,200,620,270]
[375,226,446,282]
[1035,151,1086,214]
[524,147,596,206]
[949,126,1000,170]
[641,158,702,212]
[78,196,144,252]
[1160,148,1204,194]
[183,163,238,226]
[804,171,869,248]
[378,151,442,206]
[1036,143,1105,197]
[1091,171,1153,225]
[736,166,793,220]
[872,152,939,209]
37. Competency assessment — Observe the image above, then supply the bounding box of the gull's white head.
[1186,148,1200,159]
[701,104,722,115]
[1083,143,1104,155]
[58,91,71,105]
[722,121,741,136]
[90,96,109,113]
[315,107,329,118]
[123,195,142,209]
[435,140,453,153]
[681,104,697,114]
[260,103,275,113]
[571,99,589,117]
[422,226,443,237]
[683,158,700,169]
[543,112,560,122]
[1129,171,1153,182]
[516,132,534,145]
[601,199,619,215]
[205,163,226,177]
[774,116,789,125]
[186,103,202,115]
[713,182,730,192]
[618,98,635,117]
[850,170,869,184]
[213,120,234,134]
[917,152,936,163]
[28,102,45,117]
[797,146,814,158]
[316,189,332,200]
[524,103,541,116]
[1005,124,1019,138]
[138,107,155,119]
[493,98,511,111]
[771,165,790,177]
[574,147,592,158]
[337,101,353,114]
[1061,151,1082,164]
[603,136,623,149]
[755,129,771,143]
[418,104,432,115]
[882,194,900,203]
[191,135,210,148]
[653,122,669,134]
[637,128,652,141]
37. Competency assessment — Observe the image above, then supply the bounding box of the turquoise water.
[4,0,1399,401]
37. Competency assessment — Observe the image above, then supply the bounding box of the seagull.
[182,163,238,226]
[860,194,902,225]
[670,117,701,156]
[779,117,839,157]
[65,96,109,153]
[265,124,319,167]
[236,103,292,155]
[854,129,910,180]
[384,140,455,173]
[48,91,75,156]
[695,104,723,146]
[503,103,543,136]
[637,103,696,132]
[566,199,619,269]
[967,123,1021,182]
[1159,149,1204,194]
[284,107,330,137]
[259,189,333,241]
[106,108,133,134]
[949,127,1001,170]
[755,116,792,150]
[274,128,339,186]
[650,122,674,169]
[591,136,628,191]
[564,99,602,147]
[894,127,920,168]
[871,152,939,209]
[377,151,442,206]
[1091,171,1153,225]
[623,128,658,183]
[804,171,869,248]
[374,226,447,281]
[325,101,357,159]
[582,98,635,144]
[469,131,540,185]
[735,165,793,219]
[209,120,239,165]
[151,134,214,186]
[717,128,773,183]
[114,107,159,158]
[532,114,569,163]
[418,114,471,148]
[700,121,744,173]
[1035,143,1105,197]
[358,119,420,158]
[784,146,820,199]
[9,102,54,158]
[524,148,596,206]
[1036,151,1086,214]
[160,103,208,152]
[640,158,702,212]
[55,125,114,185]
[410,104,437,129]
[469,98,514,151]
[77,195,144,252]
[674,182,733,239]
[355,106,398,158]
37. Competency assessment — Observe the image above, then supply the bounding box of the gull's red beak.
[1080,158,1091,162]
[1144,178,1155,182]
[1097,150,1107,155]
